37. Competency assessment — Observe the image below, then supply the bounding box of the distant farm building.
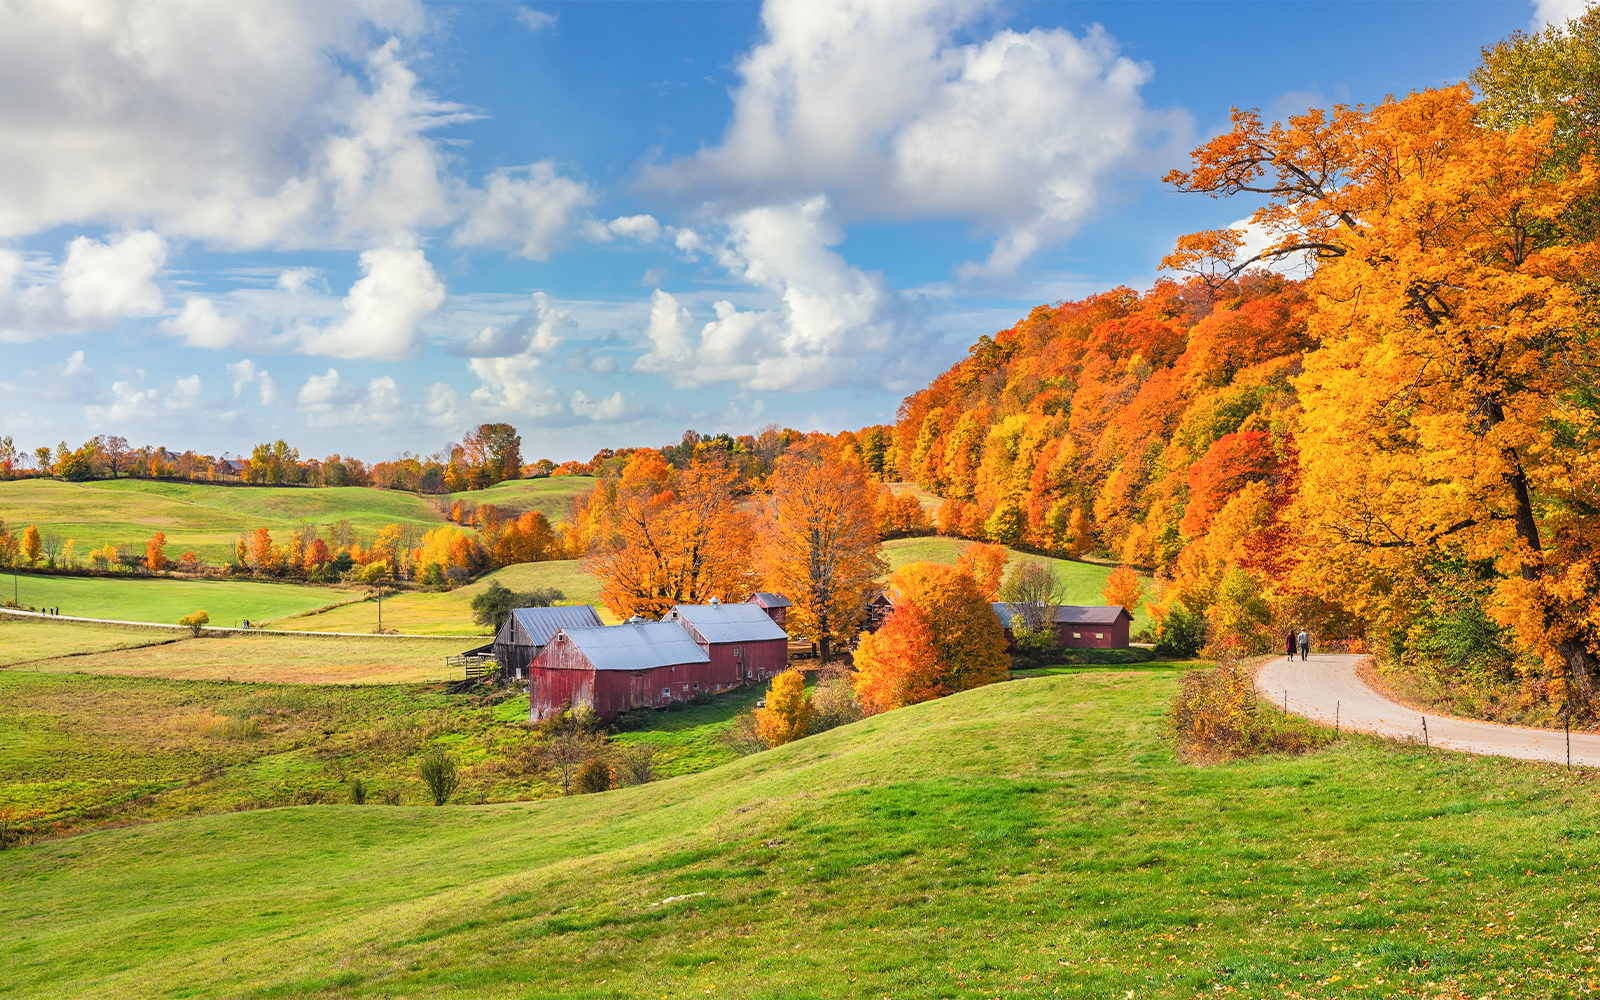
[493,605,605,678]
[528,621,715,721]
[862,591,894,632]
[745,592,792,626]
[664,602,789,683]
[992,604,1133,649]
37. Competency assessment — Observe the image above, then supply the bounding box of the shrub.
[1010,622,1060,655]
[418,749,460,806]
[612,743,657,786]
[348,777,368,805]
[721,710,767,756]
[1168,662,1331,761]
[573,758,611,794]
[178,610,210,637]
[611,707,654,733]
[807,669,863,735]
[1154,603,1207,659]
[756,669,814,747]
[381,788,402,805]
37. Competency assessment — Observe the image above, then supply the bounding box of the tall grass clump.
[1169,660,1330,761]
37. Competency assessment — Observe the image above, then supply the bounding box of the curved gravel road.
[1256,653,1600,768]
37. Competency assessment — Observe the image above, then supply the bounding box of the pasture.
[2,667,1596,998]
[2,572,350,627]
[449,476,594,523]
[271,559,610,635]
[0,478,448,563]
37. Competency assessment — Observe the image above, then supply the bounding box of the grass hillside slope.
[448,476,594,522]
[0,479,447,563]
[3,668,1595,999]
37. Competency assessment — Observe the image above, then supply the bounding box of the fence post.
[1335,701,1339,734]
[1422,716,1428,748]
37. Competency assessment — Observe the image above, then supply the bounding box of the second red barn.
[662,601,789,683]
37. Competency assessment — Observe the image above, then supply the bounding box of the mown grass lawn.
[4,572,351,626]
[0,617,179,666]
[0,479,448,563]
[2,667,1597,999]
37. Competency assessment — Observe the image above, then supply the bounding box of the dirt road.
[1256,653,1600,768]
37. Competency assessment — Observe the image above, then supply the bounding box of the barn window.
[662,687,670,698]
[1072,632,1081,639]
[693,683,699,691]
[682,683,690,692]
[733,646,743,656]
[1095,632,1104,639]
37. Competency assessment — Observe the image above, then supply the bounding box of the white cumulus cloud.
[296,236,447,360]
[452,163,594,261]
[644,0,1187,274]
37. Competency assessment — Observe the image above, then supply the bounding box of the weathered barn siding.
[528,621,722,721]
[664,604,789,681]
[493,605,605,678]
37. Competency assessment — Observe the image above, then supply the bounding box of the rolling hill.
[1,667,1591,998]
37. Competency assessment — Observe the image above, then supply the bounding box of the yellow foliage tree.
[755,668,813,747]
[1101,564,1145,614]
[956,542,1008,601]
[759,449,884,662]
[1165,85,1600,703]
[145,532,167,573]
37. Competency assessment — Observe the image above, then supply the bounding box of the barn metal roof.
[506,605,605,647]
[746,592,793,609]
[555,622,710,671]
[1055,606,1132,625]
[992,604,1131,627]
[665,603,789,643]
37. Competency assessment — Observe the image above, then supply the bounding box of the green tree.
[469,581,564,632]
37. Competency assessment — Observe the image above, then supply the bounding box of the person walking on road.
[1297,628,1310,661]
[1285,629,1296,659]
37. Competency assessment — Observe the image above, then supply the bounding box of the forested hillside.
[874,16,1600,725]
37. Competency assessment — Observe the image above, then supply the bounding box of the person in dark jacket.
[1286,629,1296,658]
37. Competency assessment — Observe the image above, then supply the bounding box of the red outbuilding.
[745,592,792,626]
[528,621,732,721]
[663,602,789,683]
[992,604,1133,649]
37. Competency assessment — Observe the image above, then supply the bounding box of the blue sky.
[0,0,1575,463]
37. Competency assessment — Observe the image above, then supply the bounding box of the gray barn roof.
[555,622,710,671]
[503,605,605,647]
[665,603,789,643]
[747,592,793,609]
[992,604,1132,628]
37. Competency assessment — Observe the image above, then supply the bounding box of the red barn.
[663,602,789,682]
[745,592,792,626]
[528,621,718,722]
[992,604,1133,649]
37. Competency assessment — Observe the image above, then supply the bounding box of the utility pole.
[377,584,384,633]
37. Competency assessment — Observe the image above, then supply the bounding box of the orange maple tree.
[956,542,1009,601]
[854,562,1009,713]
[759,448,884,662]
[586,455,755,619]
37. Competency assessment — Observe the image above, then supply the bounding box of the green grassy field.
[4,573,353,626]
[0,478,450,563]
[0,617,180,666]
[271,559,611,635]
[449,476,595,523]
[882,537,1153,632]
[8,628,462,684]
[3,667,1597,998]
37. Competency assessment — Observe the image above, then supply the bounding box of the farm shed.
[493,605,605,678]
[663,602,790,682]
[745,592,792,626]
[528,621,717,721]
[992,604,1133,649]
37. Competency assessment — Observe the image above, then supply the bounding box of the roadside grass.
[449,476,595,523]
[0,479,447,563]
[3,666,1599,999]
[270,559,611,634]
[2,572,350,626]
[0,617,179,666]
[882,536,1153,632]
[12,631,462,684]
